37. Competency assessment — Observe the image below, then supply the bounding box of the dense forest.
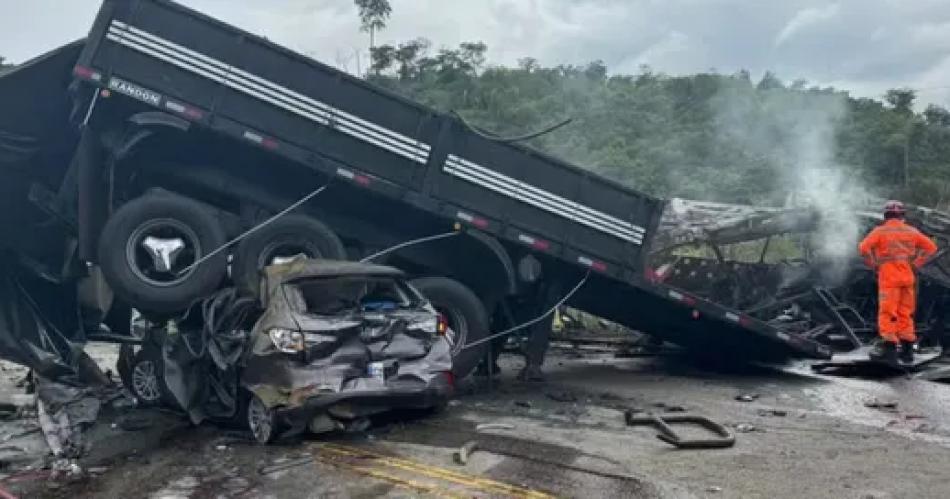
[366,39,950,210]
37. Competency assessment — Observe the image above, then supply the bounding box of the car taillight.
[437,313,448,335]
[444,371,455,387]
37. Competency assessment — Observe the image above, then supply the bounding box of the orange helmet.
[884,200,906,218]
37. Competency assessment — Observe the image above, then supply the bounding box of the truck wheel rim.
[248,396,273,443]
[439,306,468,356]
[257,239,321,268]
[132,359,161,402]
[127,219,202,287]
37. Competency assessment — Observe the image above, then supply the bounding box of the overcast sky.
[4,0,950,106]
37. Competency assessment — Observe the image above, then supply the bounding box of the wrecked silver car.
[126,259,454,444]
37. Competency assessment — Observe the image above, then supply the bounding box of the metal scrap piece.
[258,456,315,475]
[625,411,735,449]
[475,423,515,432]
[453,440,479,465]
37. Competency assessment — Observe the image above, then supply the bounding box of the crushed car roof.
[264,259,405,282]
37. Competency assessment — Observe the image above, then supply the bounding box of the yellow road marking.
[314,443,556,499]
[313,451,463,499]
[320,443,550,498]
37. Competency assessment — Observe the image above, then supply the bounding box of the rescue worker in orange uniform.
[858,200,937,363]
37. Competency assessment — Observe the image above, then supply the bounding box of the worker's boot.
[868,340,898,364]
[899,340,915,364]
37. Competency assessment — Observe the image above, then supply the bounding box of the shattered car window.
[289,277,420,315]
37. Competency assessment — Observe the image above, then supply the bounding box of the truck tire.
[98,194,228,315]
[411,277,490,379]
[231,214,346,295]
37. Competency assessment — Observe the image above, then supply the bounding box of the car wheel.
[98,194,228,315]
[410,277,490,379]
[128,349,166,406]
[246,393,278,444]
[231,214,346,296]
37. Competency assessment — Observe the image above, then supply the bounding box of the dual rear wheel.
[98,193,346,315]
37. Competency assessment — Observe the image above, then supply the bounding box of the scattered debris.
[35,376,103,459]
[475,423,515,432]
[514,401,532,409]
[707,486,723,493]
[49,458,83,479]
[258,456,315,475]
[453,440,479,465]
[734,423,761,433]
[863,399,899,411]
[735,393,760,403]
[756,409,788,417]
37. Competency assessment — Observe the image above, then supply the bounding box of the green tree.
[924,104,950,127]
[354,0,392,52]
[885,88,916,114]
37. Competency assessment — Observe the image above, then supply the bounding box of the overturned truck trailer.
[0,0,833,380]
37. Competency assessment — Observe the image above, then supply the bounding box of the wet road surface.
[14,349,950,498]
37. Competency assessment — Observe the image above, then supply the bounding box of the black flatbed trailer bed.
[52,0,831,361]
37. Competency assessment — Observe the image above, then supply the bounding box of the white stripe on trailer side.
[448,154,644,237]
[106,27,428,164]
[105,21,430,164]
[114,22,430,157]
[444,161,643,244]
[444,160,642,244]
[109,22,431,159]
[443,155,645,244]
[445,154,645,239]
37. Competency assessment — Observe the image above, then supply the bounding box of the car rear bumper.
[275,373,454,421]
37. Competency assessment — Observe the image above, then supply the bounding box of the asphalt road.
[8,346,950,498]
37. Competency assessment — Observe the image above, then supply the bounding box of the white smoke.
[711,82,876,281]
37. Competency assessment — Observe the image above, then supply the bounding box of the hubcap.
[127,219,201,287]
[132,359,161,402]
[247,396,273,443]
[142,236,186,272]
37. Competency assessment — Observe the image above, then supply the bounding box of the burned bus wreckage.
[652,198,950,358]
[1,0,948,460]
